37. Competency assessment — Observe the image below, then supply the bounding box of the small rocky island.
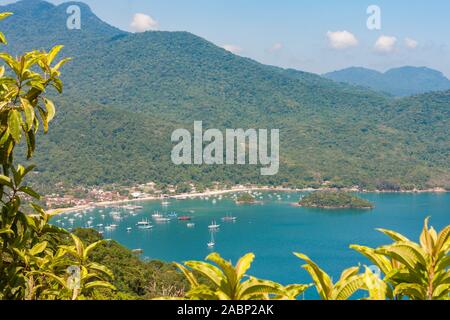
[235,193,257,204]
[298,191,374,209]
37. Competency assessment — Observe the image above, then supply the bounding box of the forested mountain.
[323,66,450,96]
[2,0,449,191]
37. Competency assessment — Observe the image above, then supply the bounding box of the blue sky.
[2,0,450,76]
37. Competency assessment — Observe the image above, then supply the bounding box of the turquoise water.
[54,192,449,298]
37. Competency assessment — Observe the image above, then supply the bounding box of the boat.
[178,215,192,221]
[139,225,153,229]
[221,214,237,222]
[207,230,216,247]
[187,223,195,228]
[137,219,151,226]
[168,212,178,218]
[161,201,170,206]
[126,227,132,232]
[96,224,104,227]
[152,211,163,218]
[154,216,171,222]
[208,220,220,229]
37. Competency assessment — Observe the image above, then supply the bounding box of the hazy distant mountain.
[323,66,450,96]
[2,0,449,190]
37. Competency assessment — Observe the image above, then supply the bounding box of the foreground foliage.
[0,13,114,300]
[351,218,450,300]
[173,219,448,300]
[174,253,309,300]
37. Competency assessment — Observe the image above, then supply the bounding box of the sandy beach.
[48,185,448,215]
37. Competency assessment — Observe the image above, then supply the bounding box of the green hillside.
[3,0,449,192]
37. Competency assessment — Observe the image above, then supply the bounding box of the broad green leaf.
[37,106,49,133]
[0,12,13,21]
[0,228,14,235]
[175,262,199,288]
[21,98,35,131]
[47,45,64,65]
[294,252,333,300]
[19,186,41,199]
[30,241,48,256]
[185,260,224,288]
[0,174,12,187]
[7,109,22,142]
[235,253,255,282]
[44,98,56,122]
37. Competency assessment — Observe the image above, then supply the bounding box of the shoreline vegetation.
[48,185,448,215]
[297,191,374,209]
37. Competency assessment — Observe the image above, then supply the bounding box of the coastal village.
[43,180,447,212]
[44,182,271,210]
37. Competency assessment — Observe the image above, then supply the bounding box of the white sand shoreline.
[48,186,448,215]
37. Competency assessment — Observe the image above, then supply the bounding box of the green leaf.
[47,45,64,65]
[0,31,6,45]
[0,228,14,235]
[83,281,116,292]
[37,106,49,133]
[52,78,64,93]
[29,241,48,256]
[19,186,41,199]
[7,109,22,143]
[0,174,13,188]
[44,98,56,122]
[52,57,71,73]
[21,98,35,131]
[0,12,13,21]
[25,130,36,159]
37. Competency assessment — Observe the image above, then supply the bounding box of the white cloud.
[130,13,159,32]
[222,44,243,54]
[269,42,283,52]
[326,31,358,49]
[405,37,418,49]
[374,35,397,53]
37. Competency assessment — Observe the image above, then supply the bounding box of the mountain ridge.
[323,66,450,96]
[1,0,448,191]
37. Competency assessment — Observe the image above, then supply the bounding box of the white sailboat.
[208,220,220,230]
[137,219,151,227]
[207,230,215,248]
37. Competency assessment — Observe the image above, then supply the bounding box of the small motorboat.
[178,216,192,221]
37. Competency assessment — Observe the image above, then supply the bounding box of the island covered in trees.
[298,191,374,209]
[235,193,257,204]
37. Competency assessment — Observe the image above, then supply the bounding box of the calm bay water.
[55,192,449,298]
